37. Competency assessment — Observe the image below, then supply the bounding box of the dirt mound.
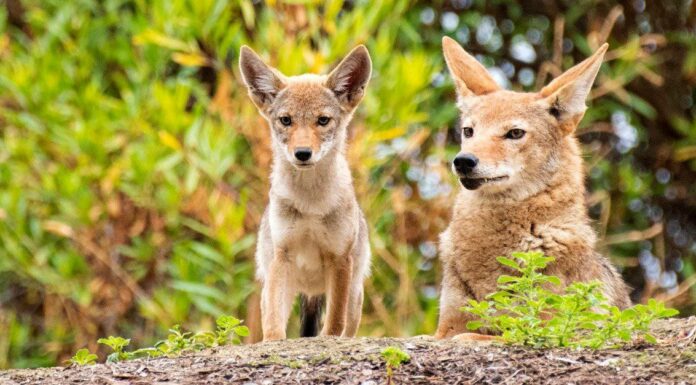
[2,317,695,385]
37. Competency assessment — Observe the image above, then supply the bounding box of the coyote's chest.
[441,202,594,296]
[272,204,355,294]
[270,199,355,261]
[287,215,335,268]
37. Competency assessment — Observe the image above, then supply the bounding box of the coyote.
[239,45,372,341]
[436,37,631,340]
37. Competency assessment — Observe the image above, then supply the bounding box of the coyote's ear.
[326,45,372,109]
[442,36,500,97]
[239,46,286,109]
[539,43,608,132]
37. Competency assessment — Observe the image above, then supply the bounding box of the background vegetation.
[0,0,694,368]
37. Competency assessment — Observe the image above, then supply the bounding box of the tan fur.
[287,122,321,156]
[239,46,372,341]
[436,37,630,340]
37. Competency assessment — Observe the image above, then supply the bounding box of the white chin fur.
[292,162,315,170]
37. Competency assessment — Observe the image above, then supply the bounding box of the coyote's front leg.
[435,269,478,339]
[261,248,295,341]
[342,283,364,337]
[435,271,500,342]
[321,254,353,336]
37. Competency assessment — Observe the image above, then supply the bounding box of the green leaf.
[659,309,679,318]
[69,348,98,365]
[97,336,130,352]
[496,256,521,270]
[233,326,250,337]
[466,321,484,330]
[217,315,242,329]
[497,275,517,284]
[106,352,120,363]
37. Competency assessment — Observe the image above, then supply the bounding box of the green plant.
[208,314,251,345]
[153,315,250,356]
[90,315,249,363]
[67,349,98,366]
[463,252,679,349]
[97,336,132,363]
[380,346,410,385]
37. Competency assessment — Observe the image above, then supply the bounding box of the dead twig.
[600,223,663,246]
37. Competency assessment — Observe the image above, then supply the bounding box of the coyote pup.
[436,37,631,339]
[239,46,372,341]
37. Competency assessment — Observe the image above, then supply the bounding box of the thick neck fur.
[269,132,354,216]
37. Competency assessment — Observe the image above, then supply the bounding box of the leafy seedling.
[381,346,410,385]
[68,348,98,366]
[98,336,132,362]
[214,315,250,345]
[79,315,249,364]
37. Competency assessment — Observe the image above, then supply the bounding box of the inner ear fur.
[326,45,372,109]
[442,36,500,97]
[538,43,609,132]
[238,46,286,109]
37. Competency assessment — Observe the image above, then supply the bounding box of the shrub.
[463,252,679,349]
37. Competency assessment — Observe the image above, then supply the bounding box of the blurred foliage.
[0,0,694,368]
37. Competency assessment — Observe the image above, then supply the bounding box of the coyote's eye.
[317,116,331,126]
[505,128,526,140]
[279,116,292,126]
[462,127,474,138]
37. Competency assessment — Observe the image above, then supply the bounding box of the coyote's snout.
[436,37,631,340]
[239,45,372,341]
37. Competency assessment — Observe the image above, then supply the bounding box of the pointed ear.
[539,43,608,130]
[326,45,372,109]
[442,36,500,97]
[238,46,286,109]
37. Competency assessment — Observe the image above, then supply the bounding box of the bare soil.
[2,317,695,385]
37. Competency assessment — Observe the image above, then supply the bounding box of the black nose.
[294,147,312,162]
[453,153,479,173]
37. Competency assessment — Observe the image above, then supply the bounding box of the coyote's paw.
[262,332,286,342]
[451,333,502,344]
